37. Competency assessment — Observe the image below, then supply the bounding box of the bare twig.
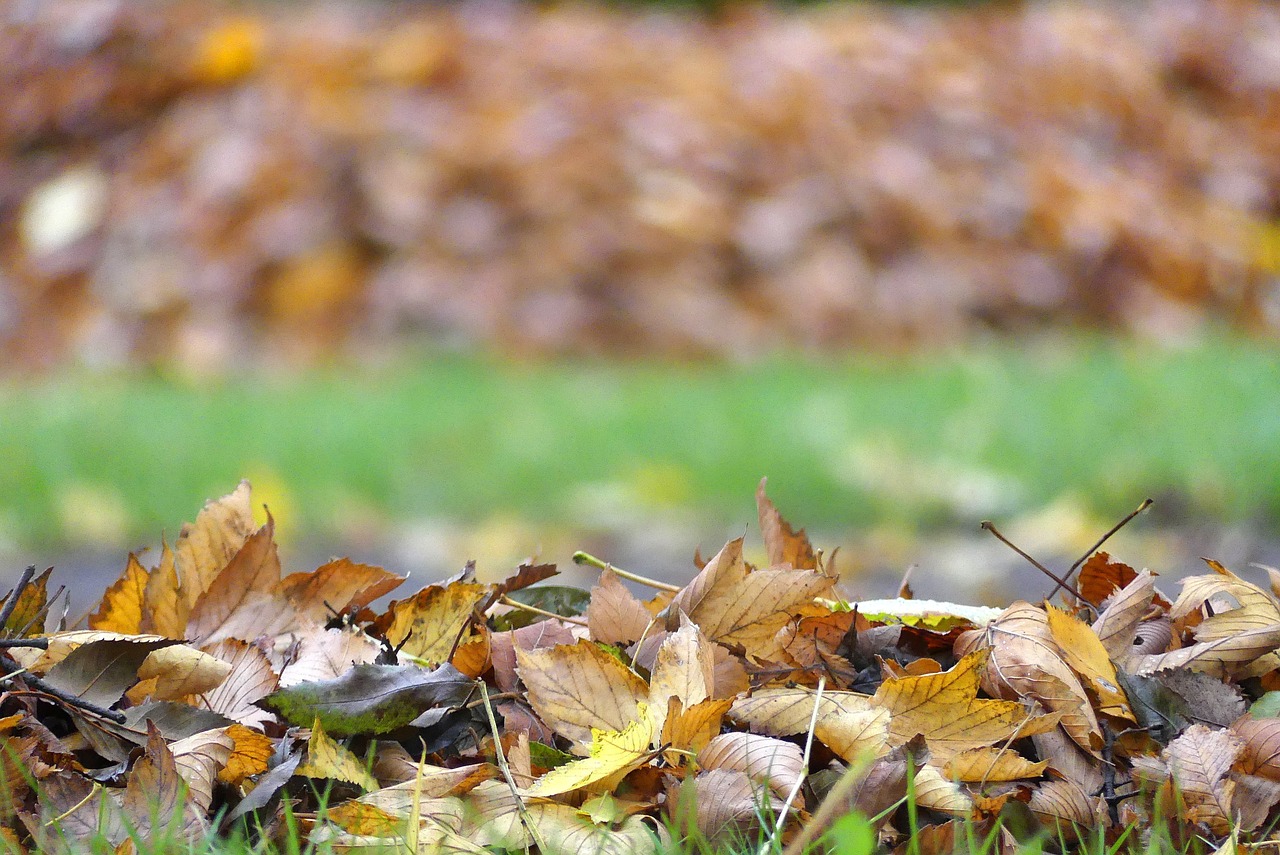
[478,682,547,854]
[498,596,589,628]
[761,676,824,855]
[1045,497,1154,602]
[0,638,48,649]
[3,675,127,723]
[979,521,1090,608]
[571,552,682,593]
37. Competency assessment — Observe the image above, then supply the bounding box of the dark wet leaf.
[260,663,474,736]
[493,586,592,630]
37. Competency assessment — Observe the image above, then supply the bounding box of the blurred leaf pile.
[4,0,1280,369]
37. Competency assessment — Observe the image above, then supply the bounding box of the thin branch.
[761,676,824,855]
[1047,498,1154,602]
[3,675,127,723]
[979,521,1090,608]
[571,552,682,593]
[498,596,589,628]
[478,682,548,855]
[0,565,36,630]
[0,638,48,649]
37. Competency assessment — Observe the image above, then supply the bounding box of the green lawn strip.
[1,333,1277,548]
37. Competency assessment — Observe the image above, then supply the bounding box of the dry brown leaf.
[89,554,148,634]
[675,769,768,846]
[730,687,875,736]
[278,558,404,624]
[1078,552,1141,608]
[1092,571,1159,666]
[871,650,1059,763]
[371,746,496,793]
[648,613,713,739]
[698,732,803,800]
[381,582,489,667]
[515,639,649,747]
[756,477,819,571]
[1027,779,1105,839]
[277,625,382,688]
[664,538,834,660]
[489,621,577,693]
[942,747,1048,783]
[187,520,288,644]
[586,568,654,647]
[1232,716,1280,780]
[957,602,1100,754]
[1164,724,1243,835]
[173,481,257,612]
[123,724,200,842]
[169,727,235,814]
[1230,772,1280,831]
[192,638,278,728]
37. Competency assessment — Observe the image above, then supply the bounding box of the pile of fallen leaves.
[4,481,1280,853]
[5,0,1280,370]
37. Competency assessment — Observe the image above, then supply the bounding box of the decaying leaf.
[516,640,649,747]
[297,716,378,792]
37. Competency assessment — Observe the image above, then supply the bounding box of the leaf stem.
[498,596,589,628]
[571,552,682,593]
[979,521,1090,608]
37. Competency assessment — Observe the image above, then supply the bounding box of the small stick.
[980,521,1090,608]
[499,596,589,628]
[571,552,682,594]
[0,638,48,649]
[1045,498,1154,603]
[478,682,548,854]
[761,676,825,855]
[4,675,127,723]
[0,565,36,630]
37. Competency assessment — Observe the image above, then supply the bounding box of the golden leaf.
[665,539,833,659]
[219,725,273,785]
[382,582,489,667]
[298,717,377,792]
[730,687,875,736]
[174,481,256,612]
[756,477,819,571]
[1045,604,1133,720]
[523,708,654,797]
[661,697,733,764]
[813,708,891,763]
[942,747,1048,783]
[871,650,1058,763]
[89,554,148,634]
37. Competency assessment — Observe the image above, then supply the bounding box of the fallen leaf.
[297,716,378,792]
[516,639,649,747]
[586,568,654,646]
[89,554,149,634]
[1045,604,1133,720]
[193,638,279,729]
[137,644,232,701]
[1163,724,1242,835]
[648,613,713,739]
[523,707,654,797]
[261,662,474,736]
[756,477,819,571]
[698,732,804,800]
[379,581,489,666]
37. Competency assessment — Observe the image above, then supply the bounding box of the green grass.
[2,333,1278,548]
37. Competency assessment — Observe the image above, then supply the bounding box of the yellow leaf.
[730,687,875,736]
[90,554,148,634]
[191,17,264,84]
[219,725,273,785]
[515,640,649,747]
[943,747,1048,782]
[141,543,188,638]
[813,708,892,763]
[1045,605,1133,721]
[661,697,733,765]
[523,708,654,797]
[872,650,1059,763]
[298,717,377,792]
[382,582,489,667]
